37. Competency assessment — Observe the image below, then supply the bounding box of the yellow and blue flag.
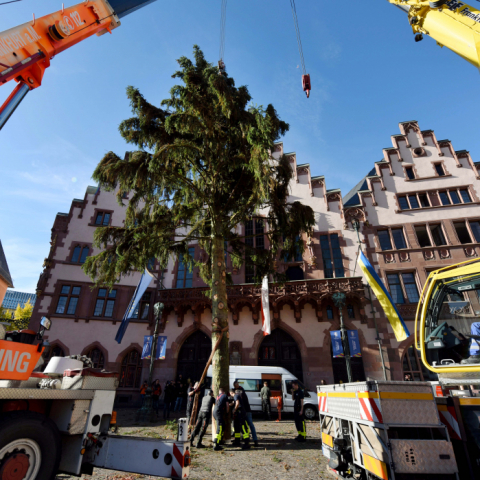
[357,251,410,342]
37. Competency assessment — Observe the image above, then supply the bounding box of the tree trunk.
[210,225,229,396]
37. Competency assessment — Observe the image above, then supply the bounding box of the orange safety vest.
[140,385,147,394]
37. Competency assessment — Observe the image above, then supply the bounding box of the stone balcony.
[158,277,366,326]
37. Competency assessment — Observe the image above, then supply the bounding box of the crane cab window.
[423,271,480,368]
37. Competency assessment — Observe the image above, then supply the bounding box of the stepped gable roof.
[0,240,13,288]
[342,167,376,207]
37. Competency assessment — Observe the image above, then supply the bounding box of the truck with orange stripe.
[318,259,480,479]
[318,380,460,479]
[0,318,191,479]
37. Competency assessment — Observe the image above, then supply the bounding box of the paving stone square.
[56,408,329,480]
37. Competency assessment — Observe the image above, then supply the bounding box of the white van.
[206,365,318,419]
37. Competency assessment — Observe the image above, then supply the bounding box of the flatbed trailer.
[317,381,459,480]
[0,353,191,479]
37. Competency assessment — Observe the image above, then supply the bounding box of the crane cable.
[219,0,227,63]
[290,0,306,75]
[0,0,23,5]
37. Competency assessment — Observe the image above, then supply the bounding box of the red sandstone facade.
[30,121,480,405]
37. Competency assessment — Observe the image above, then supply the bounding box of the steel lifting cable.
[290,0,306,75]
[290,0,310,98]
[0,0,23,6]
[219,0,227,62]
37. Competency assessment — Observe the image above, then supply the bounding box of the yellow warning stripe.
[458,398,480,406]
[327,392,357,398]
[437,404,448,411]
[379,392,433,401]
[363,453,388,480]
[317,392,327,397]
[322,433,334,448]
[358,392,379,399]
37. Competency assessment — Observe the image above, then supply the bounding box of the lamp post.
[351,218,387,380]
[332,291,353,383]
[136,301,164,423]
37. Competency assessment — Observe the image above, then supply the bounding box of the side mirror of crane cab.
[40,316,51,330]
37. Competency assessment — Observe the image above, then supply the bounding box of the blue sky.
[1,0,480,293]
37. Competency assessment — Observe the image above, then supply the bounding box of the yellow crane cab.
[416,258,480,384]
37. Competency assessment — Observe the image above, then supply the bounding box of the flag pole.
[136,267,165,422]
[352,219,387,380]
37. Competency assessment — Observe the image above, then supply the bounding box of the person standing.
[231,388,250,450]
[170,381,178,412]
[292,381,306,442]
[260,381,272,420]
[163,381,174,420]
[174,382,185,412]
[186,382,199,426]
[190,389,215,448]
[152,380,162,415]
[213,387,229,451]
[139,381,148,405]
[233,381,258,447]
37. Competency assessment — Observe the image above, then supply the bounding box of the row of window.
[398,187,472,211]
[378,219,480,251]
[55,285,151,319]
[384,271,480,305]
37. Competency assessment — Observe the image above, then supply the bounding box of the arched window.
[87,348,105,369]
[71,245,89,264]
[347,305,355,319]
[71,245,81,263]
[402,344,437,381]
[119,350,143,388]
[80,246,89,264]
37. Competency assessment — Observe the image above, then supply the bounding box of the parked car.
[206,365,318,419]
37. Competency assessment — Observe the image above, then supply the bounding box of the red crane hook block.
[302,74,311,98]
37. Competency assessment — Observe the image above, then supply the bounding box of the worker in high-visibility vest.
[212,388,229,451]
[292,381,306,442]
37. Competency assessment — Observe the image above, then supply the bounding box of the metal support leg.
[0,82,29,131]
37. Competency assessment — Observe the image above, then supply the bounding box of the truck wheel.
[304,405,317,420]
[0,411,61,480]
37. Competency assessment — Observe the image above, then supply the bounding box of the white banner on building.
[261,276,271,336]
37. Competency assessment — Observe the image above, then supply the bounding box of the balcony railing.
[159,277,366,311]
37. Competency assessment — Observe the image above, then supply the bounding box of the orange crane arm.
[0,0,122,129]
[0,0,120,89]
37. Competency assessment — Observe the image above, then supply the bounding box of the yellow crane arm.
[388,0,480,69]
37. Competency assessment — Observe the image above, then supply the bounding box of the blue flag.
[347,330,362,357]
[330,331,344,358]
[142,335,167,359]
[115,268,154,344]
[157,336,167,360]
[357,251,410,342]
[142,335,153,359]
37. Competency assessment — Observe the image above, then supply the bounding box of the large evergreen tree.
[83,46,315,394]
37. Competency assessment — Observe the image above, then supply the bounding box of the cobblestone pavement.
[56,408,329,480]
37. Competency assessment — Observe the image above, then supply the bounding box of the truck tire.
[0,411,61,480]
[304,405,317,420]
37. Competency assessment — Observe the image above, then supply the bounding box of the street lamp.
[136,301,164,423]
[332,292,353,383]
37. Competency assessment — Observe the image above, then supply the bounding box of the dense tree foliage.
[83,46,315,393]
